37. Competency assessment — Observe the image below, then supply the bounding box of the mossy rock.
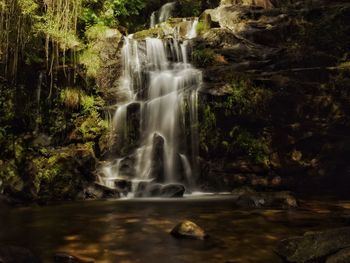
[133,27,164,39]
[32,143,97,201]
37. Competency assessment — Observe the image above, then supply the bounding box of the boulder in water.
[171,220,208,240]
[276,227,350,263]
[134,182,185,198]
[0,246,41,263]
[231,187,298,209]
[160,183,185,197]
[84,183,120,199]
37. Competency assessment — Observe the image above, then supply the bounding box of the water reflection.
[1,197,350,262]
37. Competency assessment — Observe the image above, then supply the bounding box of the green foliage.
[229,127,270,164]
[199,104,219,154]
[33,143,95,200]
[60,88,81,109]
[178,0,202,17]
[192,48,216,67]
[80,0,146,28]
[216,77,273,117]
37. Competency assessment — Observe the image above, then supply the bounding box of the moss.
[196,20,210,35]
[199,104,219,154]
[33,143,96,200]
[216,77,273,117]
[133,27,163,39]
[230,127,270,164]
[0,160,18,184]
[76,110,108,141]
[339,61,350,70]
[60,88,81,109]
[192,48,216,67]
[80,47,101,78]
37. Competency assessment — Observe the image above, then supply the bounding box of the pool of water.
[1,195,350,263]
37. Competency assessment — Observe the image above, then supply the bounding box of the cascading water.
[150,2,176,28]
[99,11,202,197]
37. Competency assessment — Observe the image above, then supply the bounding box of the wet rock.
[171,220,208,240]
[160,183,186,197]
[135,183,185,198]
[326,248,350,263]
[231,186,256,196]
[54,253,94,263]
[118,156,136,178]
[148,183,163,197]
[114,179,132,195]
[150,133,165,182]
[134,181,150,198]
[126,102,141,145]
[0,246,41,263]
[84,183,120,199]
[276,227,350,263]
[231,187,298,208]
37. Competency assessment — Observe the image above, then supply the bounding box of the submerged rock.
[276,227,350,263]
[0,246,41,263]
[171,220,208,240]
[54,253,94,263]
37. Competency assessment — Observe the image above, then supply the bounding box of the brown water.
[1,195,350,263]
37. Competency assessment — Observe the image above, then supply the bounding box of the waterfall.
[100,16,201,197]
[150,2,176,28]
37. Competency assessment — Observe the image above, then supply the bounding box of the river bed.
[1,195,350,263]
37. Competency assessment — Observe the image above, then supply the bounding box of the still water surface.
[1,195,350,263]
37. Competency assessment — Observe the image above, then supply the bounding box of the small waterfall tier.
[99,17,201,198]
[151,2,176,28]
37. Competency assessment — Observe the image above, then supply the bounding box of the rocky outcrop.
[171,220,208,240]
[276,228,350,263]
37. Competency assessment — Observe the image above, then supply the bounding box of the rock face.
[151,133,166,182]
[92,29,123,105]
[171,220,208,240]
[194,0,350,195]
[276,228,350,263]
[0,246,41,263]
